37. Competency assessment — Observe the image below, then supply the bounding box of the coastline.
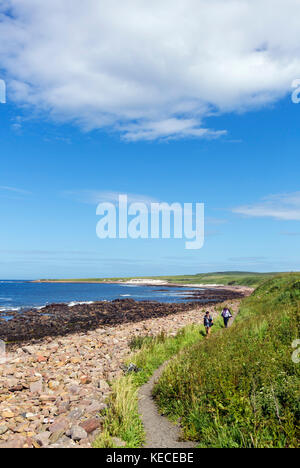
[0,281,254,325]
[0,283,250,345]
[32,278,254,294]
[0,297,243,448]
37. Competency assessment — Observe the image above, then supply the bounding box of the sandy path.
[138,361,196,448]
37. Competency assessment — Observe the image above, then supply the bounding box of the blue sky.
[0,1,300,279]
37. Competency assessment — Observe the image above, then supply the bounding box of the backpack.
[222,309,232,318]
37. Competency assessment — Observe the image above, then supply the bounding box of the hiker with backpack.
[204,311,213,337]
[221,307,232,328]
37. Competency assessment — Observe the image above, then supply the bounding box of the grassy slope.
[39,271,277,287]
[146,272,276,287]
[153,273,300,448]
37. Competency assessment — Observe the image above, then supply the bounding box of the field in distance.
[36,271,280,288]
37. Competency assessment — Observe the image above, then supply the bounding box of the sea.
[0,280,200,317]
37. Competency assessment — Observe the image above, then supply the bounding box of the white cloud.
[1,0,300,140]
[64,190,159,206]
[64,190,198,216]
[228,256,267,262]
[281,231,300,236]
[233,192,300,221]
[119,118,226,141]
[206,217,228,225]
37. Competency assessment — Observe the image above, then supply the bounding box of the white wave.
[120,294,131,297]
[68,301,95,307]
[0,297,12,301]
[120,284,139,288]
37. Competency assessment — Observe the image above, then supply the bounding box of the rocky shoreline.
[0,290,250,449]
[0,288,248,345]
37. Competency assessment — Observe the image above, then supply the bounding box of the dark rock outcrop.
[0,288,247,344]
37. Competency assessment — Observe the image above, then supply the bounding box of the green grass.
[38,271,277,287]
[153,273,300,448]
[148,272,276,287]
[93,319,224,448]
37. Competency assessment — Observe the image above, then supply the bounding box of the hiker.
[221,307,232,328]
[204,311,213,337]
